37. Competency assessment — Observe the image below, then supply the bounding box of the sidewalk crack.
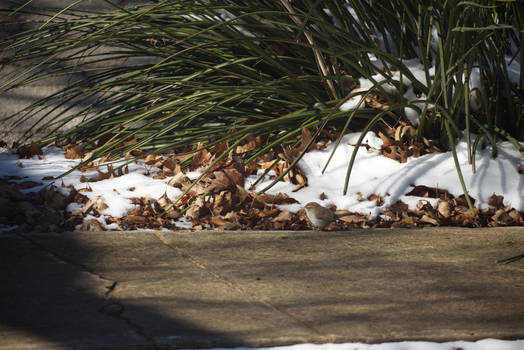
[153,231,322,336]
[17,233,159,350]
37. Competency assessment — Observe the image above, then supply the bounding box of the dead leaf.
[257,207,280,218]
[16,142,43,159]
[163,156,182,173]
[253,192,298,205]
[165,208,181,219]
[488,194,504,209]
[508,210,521,223]
[212,190,233,215]
[236,184,250,203]
[89,170,110,182]
[368,194,384,206]
[144,154,164,168]
[130,149,145,157]
[389,200,409,213]
[186,196,206,220]
[299,127,315,151]
[339,214,366,223]
[210,216,230,226]
[437,200,452,218]
[378,131,391,147]
[80,219,106,231]
[236,138,257,154]
[167,172,190,188]
[65,145,85,159]
[420,214,439,226]
[406,185,452,200]
[157,192,172,210]
[273,211,293,222]
[224,211,240,223]
[191,147,212,170]
[82,196,108,214]
[124,215,147,224]
[492,208,514,225]
[207,168,244,193]
[153,172,167,180]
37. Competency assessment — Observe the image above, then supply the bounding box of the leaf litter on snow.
[0,128,523,232]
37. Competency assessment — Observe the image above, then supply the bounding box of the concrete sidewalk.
[1,227,523,350]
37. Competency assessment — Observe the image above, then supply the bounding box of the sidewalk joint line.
[16,233,160,350]
[153,232,323,336]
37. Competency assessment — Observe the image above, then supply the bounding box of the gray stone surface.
[0,0,156,145]
[0,227,523,349]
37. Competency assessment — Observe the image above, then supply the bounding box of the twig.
[496,253,524,265]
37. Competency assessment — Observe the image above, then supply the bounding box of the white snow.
[247,133,524,216]
[184,339,524,350]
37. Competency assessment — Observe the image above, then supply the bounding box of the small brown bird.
[304,202,337,230]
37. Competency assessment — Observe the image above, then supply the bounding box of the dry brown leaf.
[80,219,106,231]
[488,194,504,209]
[334,209,351,217]
[191,147,212,170]
[492,208,514,225]
[236,184,250,203]
[186,196,206,220]
[401,125,416,139]
[124,215,147,224]
[406,185,452,200]
[87,170,106,182]
[368,194,384,206]
[165,208,181,219]
[163,156,182,173]
[401,216,417,226]
[394,126,403,141]
[273,211,293,222]
[157,192,172,209]
[167,172,190,188]
[383,145,398,161]
[420,214,439,226]
[365,94,390,110]
[213,190,233,215]
[16,142,43,159]
[508,210,521,223]
[65,145,85,159]
[236,137,257,154]
[378,131,391,147]
[153,173,167,180]
[339,214,366,223]
[300,127,314,151]
[224,211,240,223]
[82,195,109,214]
[389,200,409,213]
[210,217,230,226]
[130,149,145,157]
[207,168,244,193]
[253,192,298,205]
[144,154,164,168]
[258,207,280,218]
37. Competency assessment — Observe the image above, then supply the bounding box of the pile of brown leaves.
[1,130,523,233]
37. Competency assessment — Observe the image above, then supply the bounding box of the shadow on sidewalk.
[0,233,238,349]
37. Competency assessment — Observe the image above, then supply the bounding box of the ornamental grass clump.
[1,0,522,210]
